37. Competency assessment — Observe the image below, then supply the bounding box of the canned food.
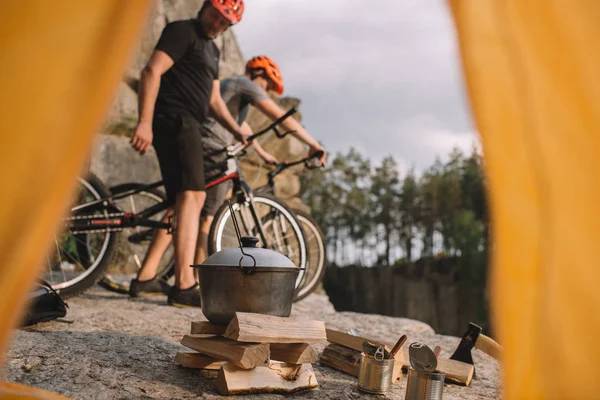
[405,368,445,400]
[357,352,395,394]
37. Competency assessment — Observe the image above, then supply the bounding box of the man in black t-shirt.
[130,0,246,307]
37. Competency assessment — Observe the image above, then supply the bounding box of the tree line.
[300,145,489,269]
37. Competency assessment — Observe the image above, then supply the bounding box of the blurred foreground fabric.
[0,2,151,398]
[1,1,600,399]
[448,1,600,399]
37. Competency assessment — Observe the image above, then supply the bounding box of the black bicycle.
[253,154,327,301]
[44,108,311,298]
[101,149,327,301]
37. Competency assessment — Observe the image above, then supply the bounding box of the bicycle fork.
[236,189,270,249]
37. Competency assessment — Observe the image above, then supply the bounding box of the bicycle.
[102,149,327,300]
[44,108,309,298]
[253,155,327,301]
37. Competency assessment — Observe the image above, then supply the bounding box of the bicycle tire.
[44,173,118,298]
[208,194,308,296]
[291,209,327,301]
[98,183,175,294]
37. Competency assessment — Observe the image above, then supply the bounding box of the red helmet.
[246,55,284,95]
[208,0,244,24]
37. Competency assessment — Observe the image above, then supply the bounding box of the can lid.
[408,342,438,372]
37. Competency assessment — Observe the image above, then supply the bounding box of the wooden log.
[325,329,391,353]
[215,361,318,395]
[180,335,269,370]
[270,343,318,364]
[325,327,473,386]
[401,351,474,386]
[191,321,226,335]
[175,352,227,379]
[224,312,327,343]
[319,344,403,382]
[175,352,227,370]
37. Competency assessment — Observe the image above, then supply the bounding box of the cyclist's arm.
[131,50,174,154]
[254,98,327,166]
[240,122,278,164]
[209,80,248,144]
[137,51,173,124]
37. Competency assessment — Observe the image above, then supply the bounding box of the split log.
[215,361,318,395]
[175,352,227,379]
[224,312,327,343]
[180,335,269,370]
[325,329,391,353]
[269,343,318,364]
[191,321,226,335]
[319,344,403,382]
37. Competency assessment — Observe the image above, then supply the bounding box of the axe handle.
[475,334,503,360]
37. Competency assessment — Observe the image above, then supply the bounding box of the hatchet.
[449,322,502,377]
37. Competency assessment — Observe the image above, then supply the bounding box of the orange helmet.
[208,0,244,24]
[246,55,284,95]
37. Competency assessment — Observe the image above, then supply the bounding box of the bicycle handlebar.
[267,150,324,181]
[207,106,299,159]
[246,106,297,141]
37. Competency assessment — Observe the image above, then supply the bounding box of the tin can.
[405,368,445,400]
[357,353,395,394]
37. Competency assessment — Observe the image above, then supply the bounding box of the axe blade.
[449,322,482,371]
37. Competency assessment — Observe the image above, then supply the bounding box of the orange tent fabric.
[0,383,68,400]
[448,1,600,399]
[0,2,150,398]
[2,1,600,399]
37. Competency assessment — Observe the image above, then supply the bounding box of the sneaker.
[168,284,202,308]
[129,276,171,297]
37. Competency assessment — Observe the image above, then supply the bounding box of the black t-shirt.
[154,19,220,123]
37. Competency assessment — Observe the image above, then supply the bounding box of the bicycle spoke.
[212,196,307,291]
[43,175,116,294]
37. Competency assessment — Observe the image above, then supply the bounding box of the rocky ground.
[3,287,502,399]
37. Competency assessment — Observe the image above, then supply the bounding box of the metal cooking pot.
[192,236,300,325]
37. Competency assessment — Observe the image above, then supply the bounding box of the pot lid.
[201,236,297,268]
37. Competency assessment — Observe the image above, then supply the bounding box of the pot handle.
[239,254,257,275]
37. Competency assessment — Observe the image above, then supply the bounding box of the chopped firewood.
[215,361,318,395]
[175,352,227,379]
[270,343,318,364]
[325,329,391,353]
[175,352,227,370]
[224,312,327,343]
[319,344,403,382]
[191,321,226,335]
[181,335,269,370]
[401,351,474,386]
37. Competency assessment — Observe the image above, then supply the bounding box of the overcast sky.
[233,0,480,174]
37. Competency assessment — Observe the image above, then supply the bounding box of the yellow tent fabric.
[448,1,600,399]
[1,1,599,399]
[0,383,68,400]
[0,2,151,398]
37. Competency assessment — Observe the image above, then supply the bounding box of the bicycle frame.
[67,106,301,244]
[68,180,172,234]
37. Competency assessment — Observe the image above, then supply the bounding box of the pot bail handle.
[228,200,258,274]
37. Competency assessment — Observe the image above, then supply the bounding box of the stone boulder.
[4,287,502,399]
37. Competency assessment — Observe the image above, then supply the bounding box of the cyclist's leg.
[173,190,205,289]
[195,181,232,265]
[133,114,205,305]
[165,116,208,307]
[136,206,174,281]
[130,114,180,296]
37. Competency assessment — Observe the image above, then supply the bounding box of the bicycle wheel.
[98,183,175,294]
[43,173,117,298]
[292,209,327,301]
[208,194,308,293]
